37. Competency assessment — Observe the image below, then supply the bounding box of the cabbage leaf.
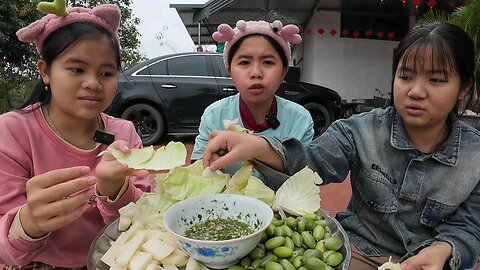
[163,160,229,201]
[131,192,178,230]
[244,176,275,206]
[272,166,322,216]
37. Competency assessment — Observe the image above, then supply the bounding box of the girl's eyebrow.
[65,57,117,69]
[236,54,276,59]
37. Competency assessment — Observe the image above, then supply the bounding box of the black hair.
[18,22,121,110]
[227,34,289,68]
[390,23,475,114]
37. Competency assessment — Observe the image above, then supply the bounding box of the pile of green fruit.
[227,211,345,270]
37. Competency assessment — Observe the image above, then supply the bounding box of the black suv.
[107,52,343,145]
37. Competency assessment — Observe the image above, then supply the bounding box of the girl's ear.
[227,66,232,76]
[282,67,289,80]
[458,79,474,100]
[37,60,50,84]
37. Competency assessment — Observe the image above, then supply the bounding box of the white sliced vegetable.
[101,221,144,266]
[185,257,209,270]
[118,202,137,218]
[146,263,164,270]
[378,257,402,270]
[115,231,147,266]
[141,238,175,260]
[160,249,189,267]
[163,265,180,270]
[109,263,128,270]
[273,166,323,216]
[118,215,133,232]
[129,251,153,270]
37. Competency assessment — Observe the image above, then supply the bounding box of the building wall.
[300,11,399,103]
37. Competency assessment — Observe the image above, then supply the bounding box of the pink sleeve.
[0,207,48,266]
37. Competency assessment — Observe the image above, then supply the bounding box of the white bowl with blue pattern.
[163,194,274,269]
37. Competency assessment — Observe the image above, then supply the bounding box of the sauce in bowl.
[184,217,254,241]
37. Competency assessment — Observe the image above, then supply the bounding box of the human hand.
[203,130,278,171]
[401,241,452,270]
[20,166,96,238]
[95,140,149,199]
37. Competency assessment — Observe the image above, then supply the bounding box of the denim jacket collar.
[390,111,460,166]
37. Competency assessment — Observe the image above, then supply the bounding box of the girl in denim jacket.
[202,23,479,270]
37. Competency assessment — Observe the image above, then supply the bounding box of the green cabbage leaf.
[272,166,323,216]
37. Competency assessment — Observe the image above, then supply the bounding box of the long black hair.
[227,34,289,68]
[390,23,475,114]
[18,22,121,110]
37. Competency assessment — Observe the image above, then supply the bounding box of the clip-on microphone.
[93,130,115,145]
[265,113,280,130]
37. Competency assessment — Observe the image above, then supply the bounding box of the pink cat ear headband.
[212,20,302,68]
[16,0,121,55]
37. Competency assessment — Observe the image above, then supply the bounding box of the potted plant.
[417,0,480,128]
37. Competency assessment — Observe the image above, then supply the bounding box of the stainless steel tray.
[88,209,351,270]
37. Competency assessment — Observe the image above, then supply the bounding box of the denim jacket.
[258,107,480,269]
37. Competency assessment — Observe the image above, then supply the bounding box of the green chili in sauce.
[184,217,254,241]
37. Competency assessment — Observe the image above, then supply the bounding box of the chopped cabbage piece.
[131,193,177,230]
[244,176,275,206]
[224,165,253,194]
[272,166,322,216]
[107,142,187,171]
[223,118,252,134]
[378,257,401,270]
[108,146,155,168]
[141,142,187,170]
[162,160,229,201]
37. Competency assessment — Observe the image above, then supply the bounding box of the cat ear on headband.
[16,3,121,54]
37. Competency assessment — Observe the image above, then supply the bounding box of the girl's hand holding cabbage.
[96,140,150,200]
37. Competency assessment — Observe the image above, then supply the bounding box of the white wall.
[300,11,399,102]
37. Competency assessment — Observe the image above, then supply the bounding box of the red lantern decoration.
[317,28,325,36]
[377,31,384,39]
[427,0,437,8]
[341,29,349,37]
[365,29,372,38]
[413,0,422,6]
[353,31,360,38]
[401,0,407,5]
[330,29,337,36]
[388,32,396,40]
[305,28,312,36]
[448,1,456,7]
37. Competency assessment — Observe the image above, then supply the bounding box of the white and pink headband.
[213,20,302,68]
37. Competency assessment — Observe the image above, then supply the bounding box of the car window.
[215,56,230,77]
[167,55,208,76]
[136,60,167,75]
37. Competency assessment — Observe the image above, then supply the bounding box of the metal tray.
[88,209,351,270]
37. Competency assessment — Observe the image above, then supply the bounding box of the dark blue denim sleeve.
[436,180,480,269]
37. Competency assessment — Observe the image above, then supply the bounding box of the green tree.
[0,0,145,113]
[0,0,40,112]
[73,0,146,68]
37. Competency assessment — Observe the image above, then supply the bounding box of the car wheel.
[121,103,165,145]
[303,102,334,138]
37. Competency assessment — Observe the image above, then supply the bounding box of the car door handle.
[222,87,237,92]
[161,84,177,89]
[285,90,300,96]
